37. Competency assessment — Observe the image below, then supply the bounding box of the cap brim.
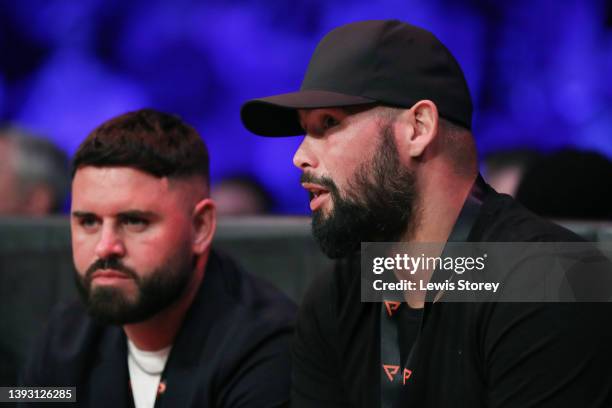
[240,90,375,137]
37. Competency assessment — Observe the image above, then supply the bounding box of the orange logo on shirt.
[383,364,413,385]
[157,381,167,395]
[384,301,401,317]
[402,368,412,384]
[383,364,400,382]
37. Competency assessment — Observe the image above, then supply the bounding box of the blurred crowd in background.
[0,0,611,218]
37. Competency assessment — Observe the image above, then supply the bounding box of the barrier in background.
[1,216,610,386]
[0,216,332,387]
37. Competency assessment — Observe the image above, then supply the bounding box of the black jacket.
[21,250,296,408]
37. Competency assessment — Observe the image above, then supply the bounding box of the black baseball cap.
[240,19,473,136]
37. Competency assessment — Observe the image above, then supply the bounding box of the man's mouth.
[302,182,331,211]
[91,269,131,285]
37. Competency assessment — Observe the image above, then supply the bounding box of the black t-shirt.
[396,306,422,367]
[291,184,612,407]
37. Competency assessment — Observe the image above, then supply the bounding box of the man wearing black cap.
[241,20,612,408]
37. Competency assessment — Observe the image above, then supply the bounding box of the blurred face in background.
[212,182,268,215]
[70,166,201,324]
[0,138,24,215]
[0,137,60,216]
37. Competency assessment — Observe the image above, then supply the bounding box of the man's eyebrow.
[71,210,158,219]
[116,210,157,219]
[71,211,96,218]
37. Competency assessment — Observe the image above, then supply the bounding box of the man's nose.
[293,137,318,170]
[94,224,126,260]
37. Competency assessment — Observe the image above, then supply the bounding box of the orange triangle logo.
[403,368,412,384]
[384,301,401,317]
[382,364,400,382]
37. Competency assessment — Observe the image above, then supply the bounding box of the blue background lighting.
[1,0,610,213]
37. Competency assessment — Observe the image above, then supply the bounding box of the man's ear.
[192,198,216,255]
[394,100,439,161]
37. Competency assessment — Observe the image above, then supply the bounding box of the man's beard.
[75,249,194,325]
[304,124,419,259]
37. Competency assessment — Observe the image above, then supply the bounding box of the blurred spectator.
[483,149,542,196]
[212,175,274,215]
[0,126,70,216]
[515,149,612,220]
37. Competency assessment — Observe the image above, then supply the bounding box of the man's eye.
[125,217,147,225]
[123,217,149,231]
[322,115,340,130]
[80,218,99,228]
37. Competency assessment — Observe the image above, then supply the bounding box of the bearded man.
[241,20,612,408]
[20,109,295,408]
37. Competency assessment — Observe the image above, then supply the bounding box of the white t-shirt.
[127,340,172,408]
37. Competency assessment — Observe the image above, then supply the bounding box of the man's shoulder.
[193,250,297,362]
[473,188,584,242]
[170,251,295,406]
[297,254,375,341]
[20,299,121,386]
[208,249,297,327]
[300,255,361,311]
[40,300,112,355]
[292,256,379,407]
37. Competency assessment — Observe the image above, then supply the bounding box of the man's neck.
[123,254,209,351]
[409,172,477,244]
[400,172,477,308]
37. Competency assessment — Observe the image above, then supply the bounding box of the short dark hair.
[72,109,209,182]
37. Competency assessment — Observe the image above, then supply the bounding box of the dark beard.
[75,251,194,325]
[305,124,418,259]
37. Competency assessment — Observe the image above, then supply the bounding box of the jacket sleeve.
[291,270,352,408]
[216,328,294,408]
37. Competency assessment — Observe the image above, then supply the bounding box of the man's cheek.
[72,246,90,276]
